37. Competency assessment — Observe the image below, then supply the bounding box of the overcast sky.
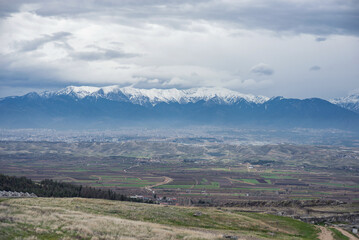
[0,0,358,99]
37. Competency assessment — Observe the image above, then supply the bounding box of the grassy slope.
[329,228,350,240]
[0,198,319,240]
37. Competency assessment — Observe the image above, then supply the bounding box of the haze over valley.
[1,0,359,239]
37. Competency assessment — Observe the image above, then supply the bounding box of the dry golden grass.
[0,199,221,239]
[0,198,319,240]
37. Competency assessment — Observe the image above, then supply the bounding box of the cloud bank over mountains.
[0,0,358,99]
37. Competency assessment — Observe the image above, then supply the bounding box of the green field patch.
[312,191,331,195]
[59,169,91,172]
[233,193,249,197]
[91,175,157,187]
[100,177,157,184]
[155,185,193,189]
[156,182,220,190]
[210,167,231,171]
[314,182,359,188]
[289,197,318,200]
[143,167,171,171]
[63,179,94,183]
[238,212,319,240]
[167,180,195,185]
[260,173,295,179]
[92,183,122,187]
[99,175,126,179]
[329,228,350,240]
[200,178,208,184]
[186,168,204,171]
[92,182,155,187]
[271,171,300,175]
[119,179,156,185]
[180,193,204,196]
[238,179,260,184]
[233,187,280,191]
[209,167,247,173]
[121,183,154,187]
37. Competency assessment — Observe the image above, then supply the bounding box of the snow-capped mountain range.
[1,86,358,130]
[330,93,359,113]
[39,86,270,105]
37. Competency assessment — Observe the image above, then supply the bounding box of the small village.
[0,190,37,198]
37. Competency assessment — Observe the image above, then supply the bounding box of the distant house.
[130,195,143,200]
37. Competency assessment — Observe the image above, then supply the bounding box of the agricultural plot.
[1,141,359,204]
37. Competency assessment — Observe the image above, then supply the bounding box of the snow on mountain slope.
[331,93,359,104]
[40,86,101,99]
[1,86,359,130]
[39,85,270,105]
[330,93,359,113]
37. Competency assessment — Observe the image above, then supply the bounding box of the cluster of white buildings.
[0,190,37,198]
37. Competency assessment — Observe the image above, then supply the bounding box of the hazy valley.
[1,0,359,237]
[1,87,359,239]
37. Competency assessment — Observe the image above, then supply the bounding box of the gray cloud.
[130,75,203,90]
[131,77,180,89]
[310,66,321,71]
[16,32,139,61]
[18,32,72,52]
[0,0,25,17]
[316,37,327,42]
[1,0,358,36]
[250,63,274,76]
[71,48,140,61]
[0,53,70,89]
[0,1,358,99]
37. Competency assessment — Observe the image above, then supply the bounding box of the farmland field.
[1,141,359,204]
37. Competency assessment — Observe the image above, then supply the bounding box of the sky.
[0,0,358,99]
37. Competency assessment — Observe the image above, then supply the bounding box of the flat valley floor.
[1,141,358,204]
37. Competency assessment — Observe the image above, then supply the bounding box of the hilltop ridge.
[0,86,358,130]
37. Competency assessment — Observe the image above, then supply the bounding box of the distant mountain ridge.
[330,93,359,113]
[0,86,358,130]
[37,85,269,105]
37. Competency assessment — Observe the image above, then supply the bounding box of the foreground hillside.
[0,197,324,240]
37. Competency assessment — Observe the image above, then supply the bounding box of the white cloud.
[309,66,321,71]
[16,31,72,52]
[250,63,274,76]
[316,37,327,42]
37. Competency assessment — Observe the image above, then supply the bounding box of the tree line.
[0,174,153,203]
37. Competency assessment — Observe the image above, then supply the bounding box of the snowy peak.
[119,87,269,104]
[40,85,270,105]
[1,86,359,130]
[330,93,359,113]
[120,87,186,104]
[331,93,359,104]
[41,86,101,99]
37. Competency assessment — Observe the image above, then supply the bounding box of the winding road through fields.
[144,176,173,193]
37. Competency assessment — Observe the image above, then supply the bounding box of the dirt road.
[144,176,173,193]
[318,226,359,240]
[318,226,333,240]
[334,227,359,240]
